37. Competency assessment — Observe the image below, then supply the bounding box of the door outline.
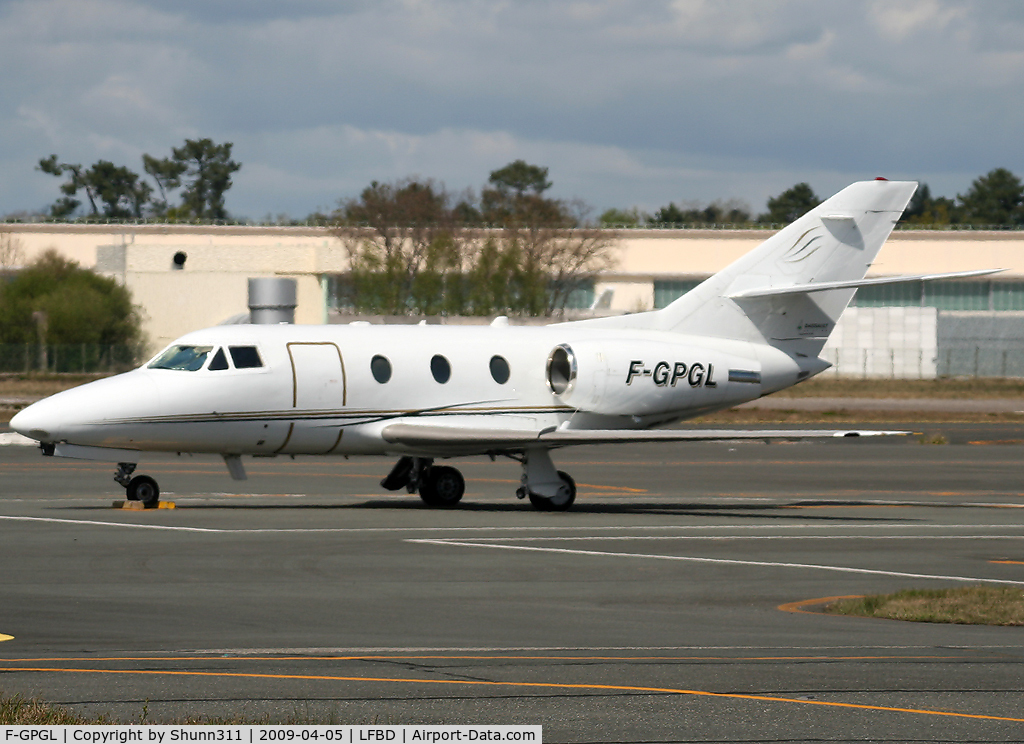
[280,342,347,455]
[286,341,347,407]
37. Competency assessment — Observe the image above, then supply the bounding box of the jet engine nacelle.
[545,338,777,417]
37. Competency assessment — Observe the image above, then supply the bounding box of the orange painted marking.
[469,477,646,493]
[0,653,967,663]
[778,595,864,615]
[783,505,908,510]
[990,560,1024,565]
[0,665,1020,723]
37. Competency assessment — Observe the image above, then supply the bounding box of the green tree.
[957,168,1024,227]
[487,159,552,198]
[37,156,152,219]
[900,183,959,225]
[39,139,242,222]
[650,200,752,226]
[760,183,821,224]
[599,208,644,227]
[142,154,188,217]
[170,138,242,220]
[91,160,152,219]
[651,203,687,225]
[37,155,95,217]
[0,249,142,347]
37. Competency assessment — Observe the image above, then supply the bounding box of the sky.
[2,0,1023,221]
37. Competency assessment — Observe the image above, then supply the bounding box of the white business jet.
[10,179,996,510]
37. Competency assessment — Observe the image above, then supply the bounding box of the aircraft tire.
[419,466,464,507]
[126,475,160,506]
[528,471,576,512]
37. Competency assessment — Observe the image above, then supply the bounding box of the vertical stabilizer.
[649,179,917,357]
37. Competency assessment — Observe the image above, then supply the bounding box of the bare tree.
[0,230,25,272]
[481,185,617,316]
[330,165,618,318]
[330,179,472,315]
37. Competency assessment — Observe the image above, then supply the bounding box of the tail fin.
[651,179,917,357]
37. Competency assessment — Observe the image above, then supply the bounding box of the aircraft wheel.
[419,466,465,507]
[126,475,160,507]
[528,471,576,512]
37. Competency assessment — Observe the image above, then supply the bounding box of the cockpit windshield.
[149,345,214,371]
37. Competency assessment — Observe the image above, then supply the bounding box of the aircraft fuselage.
[13,321,804,460]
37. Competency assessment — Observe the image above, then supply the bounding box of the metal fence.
[819,348,934,379]
[936,347,1024,378]
[0,344,139,374]
[819,346,1024,379]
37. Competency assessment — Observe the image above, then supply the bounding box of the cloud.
[868,0,965,41]
[1,0,1023,219]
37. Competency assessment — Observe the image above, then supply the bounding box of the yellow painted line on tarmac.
[1,665,1022,723]
[0,634,12,642]
[990,560,1024,565]
[778,595,863,615]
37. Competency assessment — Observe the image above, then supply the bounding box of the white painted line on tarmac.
[459,534,1024,542]
[3,514,1023,537]
[411,539,1024,585]
[0,515,221,532]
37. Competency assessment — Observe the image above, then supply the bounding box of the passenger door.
[280,342,346,453]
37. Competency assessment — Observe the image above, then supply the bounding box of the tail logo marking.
[781,227,824,264]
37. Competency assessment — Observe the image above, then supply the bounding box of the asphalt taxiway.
[1,424,1023,742]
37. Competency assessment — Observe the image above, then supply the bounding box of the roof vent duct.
[248,278,297,324]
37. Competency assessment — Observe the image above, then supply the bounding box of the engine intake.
[546,344,577,396]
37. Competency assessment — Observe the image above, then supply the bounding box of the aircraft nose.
[9,398,62,442]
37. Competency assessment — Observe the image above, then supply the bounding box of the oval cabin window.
[430,354,451,384]
[371,355,392,383]
[489,355,510,384]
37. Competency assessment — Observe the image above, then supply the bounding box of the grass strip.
[825,585,1024,625]
[0,689,368,725]
[0,692,94,724]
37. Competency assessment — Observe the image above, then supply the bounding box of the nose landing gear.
[114,462,160,507]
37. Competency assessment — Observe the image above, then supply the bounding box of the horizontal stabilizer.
[381,423,908,454]
[727,268,1003,300]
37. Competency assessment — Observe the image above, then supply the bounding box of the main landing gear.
[515,449,576,511]
[114,462,160,507]
[381,448,576,511]
[381,456,466,507]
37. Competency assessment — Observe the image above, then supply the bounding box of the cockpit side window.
[229,346,263,369]
[208,348,229,371]
[149,345,213,371]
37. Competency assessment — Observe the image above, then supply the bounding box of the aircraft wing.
[380,423,908,454]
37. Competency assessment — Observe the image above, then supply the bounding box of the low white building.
[3,223,1024,376]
